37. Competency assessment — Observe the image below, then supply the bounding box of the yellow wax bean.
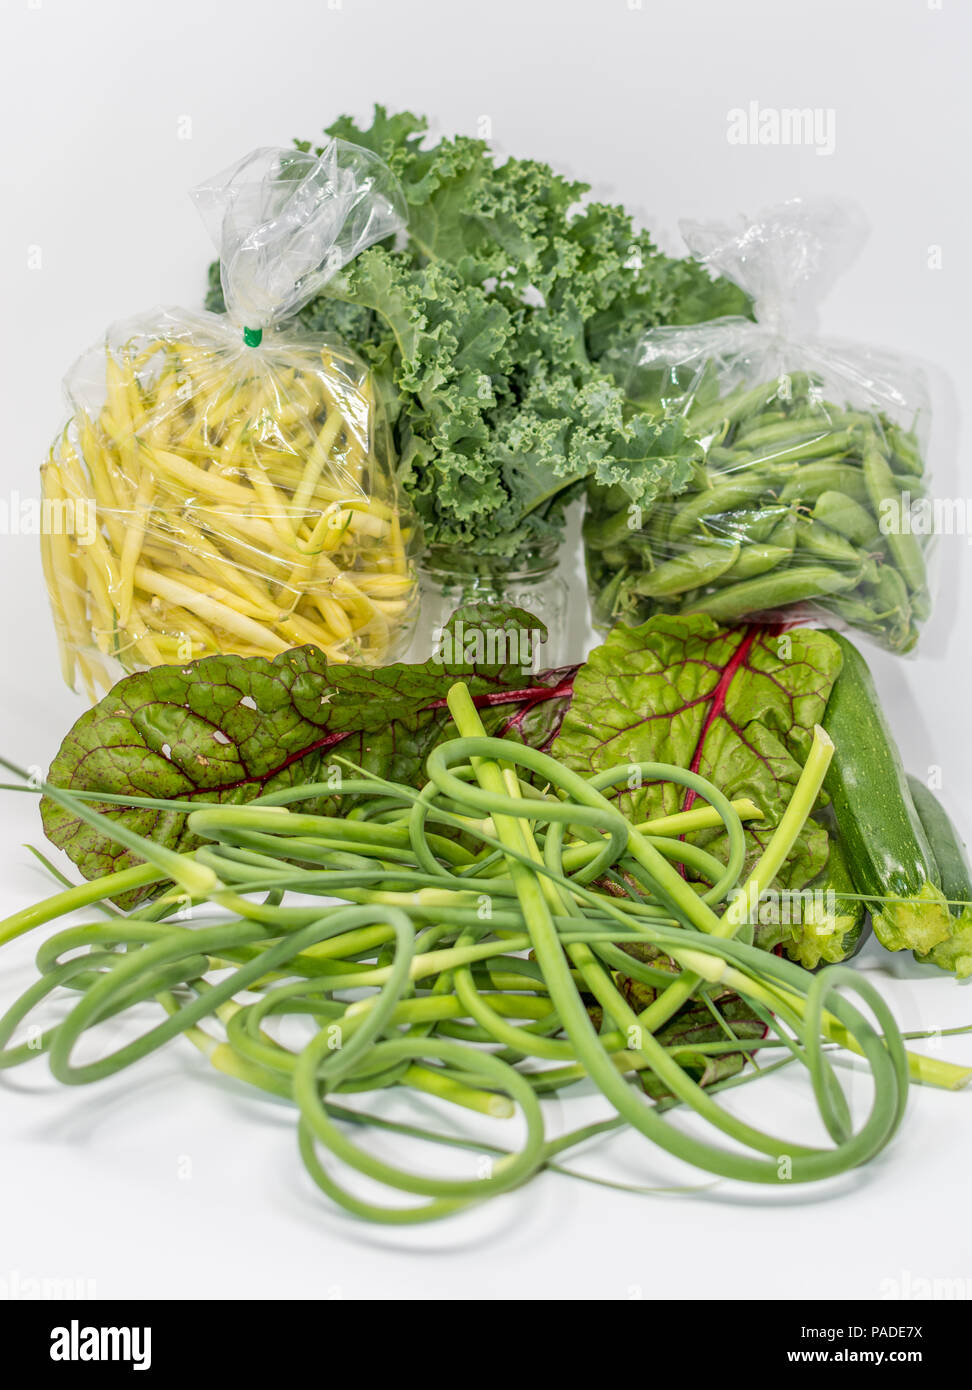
[78,545,118,655]
[133,566,291,653]
[134,598,221,656]
[141,444,262,508]
[241,454,298,550]
[290,407,345,516]
[354,573,417,599]
[312,593,354,641]
[117,470,154,628]
[158,568,280,623]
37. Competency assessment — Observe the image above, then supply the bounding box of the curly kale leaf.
[207,107,749,559]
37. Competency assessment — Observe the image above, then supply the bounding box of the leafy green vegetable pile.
[9,105,970,1232]
[205,108,747,564]
[3,610,971,1224]
[39,605,575,899]
[33,608,972,978]
[3,671,969,1224]
[585,370,931,652]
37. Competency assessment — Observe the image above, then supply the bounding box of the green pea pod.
[783,370,817,402]
[911,588,932,623]
[733,420,832,451]
[583,506,643,552]
[686,378,781,433]
[812,490,882,549]
[795,518,867,576]
[863,445,928,594]
[868,562,911,614]
[682,564,856,623]
[748,429,857,467]
[887,423,924,477]
[600,545,637,568]
[592,564,631,624]
[778,462,870,505]
[696,512,755,544]
[707,446,741,467]
[717,542,792,583]
[697,504,790,545]
[587,481,631,514]
[825,408,884,433]
[863,565,913,653]
[733,504,792,542]
[817,593,915,653]
[668,475,773,540]
[769,508,799,550]
[821,592,884,625]
[892,473,927,503]
[732,410,790,442]
[629,540,740,598]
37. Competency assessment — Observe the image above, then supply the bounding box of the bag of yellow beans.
[41,143,420,700]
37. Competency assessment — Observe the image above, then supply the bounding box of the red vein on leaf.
[680,624,761,816]
[73,671,581,804]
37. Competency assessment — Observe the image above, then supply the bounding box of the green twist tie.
[242,326,263,347]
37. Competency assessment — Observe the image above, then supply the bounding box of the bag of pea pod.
[41,143,420,700]
[584,200,935,653]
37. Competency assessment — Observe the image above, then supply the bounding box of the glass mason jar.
[413,540,570,671]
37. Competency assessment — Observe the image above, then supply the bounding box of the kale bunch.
[206,107,747,561]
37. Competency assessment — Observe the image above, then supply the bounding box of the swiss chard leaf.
[551,615,843,895]
[42,605,576,891]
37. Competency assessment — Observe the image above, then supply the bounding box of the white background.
[0,0,970,1302]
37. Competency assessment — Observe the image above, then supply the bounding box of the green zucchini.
[907,777,972,978]
[907,777,972,912]
[820,631,952,954]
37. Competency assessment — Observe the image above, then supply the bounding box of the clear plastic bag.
[584,199,934,654]
[41,142,419,700]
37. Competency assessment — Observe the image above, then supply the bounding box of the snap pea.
[868,563,913,629]
[585,369,932,651]
[732,421,829,451]
[863,445,927,594]
[600,545,636,568]
[886,422,924,477]
[715,504,791,543]
[668,475,774,540]
[683,565,856,623]
[821,580,913,652]
[708,445,747,467]
[911,588,932,623]
[685,378,782,433]
[891,472,926,499]
[769,508,799,550]
[812,490,882,549]
[795,518,868,576]
[821,593,886,626]
[748,430,857,467]
[594,564,629,621]
[629,540,740,598]
[778,461,870,505]
[583,507,643,553]
[717,543,792,582]
[733,410,790,442]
